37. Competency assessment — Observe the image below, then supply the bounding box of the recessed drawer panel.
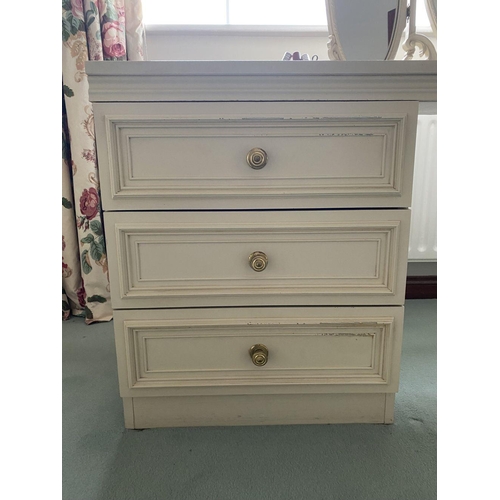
[94,101,418,210]
[114,307,404,397]
[105,210,410,308]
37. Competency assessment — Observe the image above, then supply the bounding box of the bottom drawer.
[114,307,404,398]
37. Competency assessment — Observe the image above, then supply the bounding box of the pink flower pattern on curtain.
[62,0,146,323]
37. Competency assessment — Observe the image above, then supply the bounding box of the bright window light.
[142,0,328,26]
[415,0,431,29]
[142,0,227,25]
[228,0,327,25]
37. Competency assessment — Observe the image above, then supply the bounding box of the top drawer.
[94,101,418,210]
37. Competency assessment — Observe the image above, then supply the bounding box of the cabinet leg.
[122,397,135,429]
[384,393,395,424]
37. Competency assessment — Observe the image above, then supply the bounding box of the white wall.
[144,25,436,62]
[145,26,331,61]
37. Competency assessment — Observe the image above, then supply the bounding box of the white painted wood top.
[86,60,436,77]
[86,60,437,102]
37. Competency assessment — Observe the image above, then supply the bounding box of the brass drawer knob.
[250,344,268,366]
[246,148,268,169]
[249,251,268,272]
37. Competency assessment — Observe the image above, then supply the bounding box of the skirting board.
[123,393,396,429]
[406,275,437,299]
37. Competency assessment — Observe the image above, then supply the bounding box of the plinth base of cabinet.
[122,393,396,429]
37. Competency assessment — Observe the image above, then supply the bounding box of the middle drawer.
[105,210,410,309]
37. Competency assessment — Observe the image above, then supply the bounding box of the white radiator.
[409,115,437,261]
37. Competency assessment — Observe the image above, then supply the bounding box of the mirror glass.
[327,0,404,60]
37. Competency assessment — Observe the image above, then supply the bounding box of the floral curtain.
[62,0,146,323]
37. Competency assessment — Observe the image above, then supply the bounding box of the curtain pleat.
[62,0,146,323]
[62,96,84,318]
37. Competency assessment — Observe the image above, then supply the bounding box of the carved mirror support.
[402,0,437,60]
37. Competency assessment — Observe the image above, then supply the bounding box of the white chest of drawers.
[87,61,437,428]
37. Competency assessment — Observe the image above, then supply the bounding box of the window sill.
[145,24,329,37]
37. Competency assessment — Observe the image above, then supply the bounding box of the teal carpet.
[62,299,436,500]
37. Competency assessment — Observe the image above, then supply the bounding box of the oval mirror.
[325,0,408,60]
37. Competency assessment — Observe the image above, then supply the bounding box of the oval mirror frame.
[325,0,408,61]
